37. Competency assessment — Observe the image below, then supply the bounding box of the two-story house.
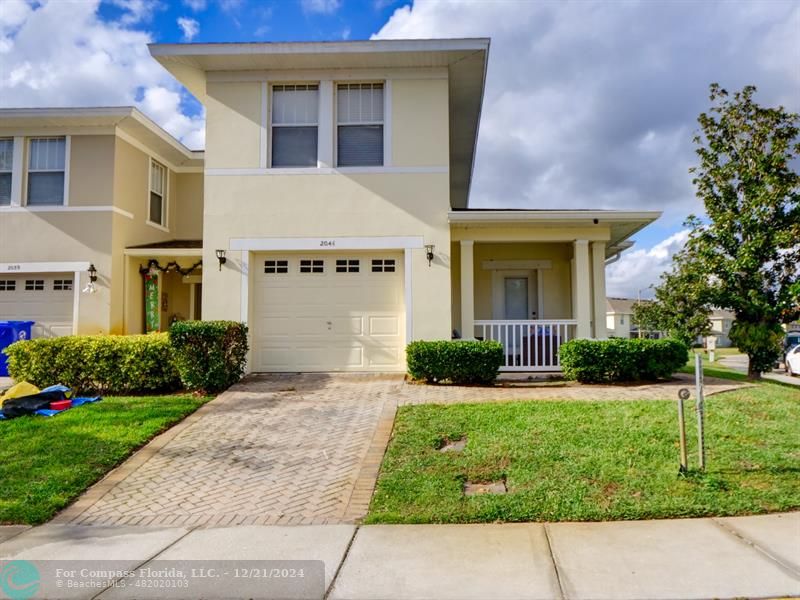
[0,107,204,337]
[1,38,660,373]
[148,39,660,373]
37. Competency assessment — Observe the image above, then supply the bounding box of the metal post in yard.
[677,388,690,474]
[695,352,706,470]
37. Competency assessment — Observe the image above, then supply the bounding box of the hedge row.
[406,340,504,385]
[559,338,689,383]
[3,321,248,395]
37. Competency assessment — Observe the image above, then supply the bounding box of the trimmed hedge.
[406,340,504,385]
[559,338,689,383]
[169,320,248,393]
[3,333,180,394]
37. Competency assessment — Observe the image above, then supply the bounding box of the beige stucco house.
[0,107,204,337]
[1,38,660,373]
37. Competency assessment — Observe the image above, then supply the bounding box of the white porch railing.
[474,320,578,372]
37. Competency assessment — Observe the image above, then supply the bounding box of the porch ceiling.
[449,209,661,257]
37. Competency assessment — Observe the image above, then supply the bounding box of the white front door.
[251,252,405,372]
[492,270,538,320]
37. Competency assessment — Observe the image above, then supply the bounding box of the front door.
[504,277,529,320]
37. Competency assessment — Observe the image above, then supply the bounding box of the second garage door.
[0,274,75,338]
[252,252,405,372]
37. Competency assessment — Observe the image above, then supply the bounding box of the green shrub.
[559,338,689,383]
[3,333,180,394]
[169,321,248,393]
[406,340,504,385]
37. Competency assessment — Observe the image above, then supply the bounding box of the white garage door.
[252,252,405,372]
[0,274,74,338]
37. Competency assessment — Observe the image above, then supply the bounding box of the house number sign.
[4,265,21,271]
[319,240,336,248]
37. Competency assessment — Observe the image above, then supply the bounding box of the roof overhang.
[449,209,662,258]
[0,107,203,169]
[149,38,490,209]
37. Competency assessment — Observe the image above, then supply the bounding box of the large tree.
[682,84,800,378]
[633,256,712,347]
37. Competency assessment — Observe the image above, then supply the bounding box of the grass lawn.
[0,395,209,525]
[366,383,800,524]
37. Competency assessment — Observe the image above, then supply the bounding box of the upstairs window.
[28,137,66,205]
[0,139,12,206]
[271,84,319,168]
[149,160,167,226]
[337,83,384,167]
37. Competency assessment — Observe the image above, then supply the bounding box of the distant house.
[606,297,664,339]
[705,309,736,348]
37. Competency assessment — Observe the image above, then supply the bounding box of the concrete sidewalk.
[1,512,798,599]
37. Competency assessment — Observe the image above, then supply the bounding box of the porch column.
[460,240,475,339]
[592,241,608,339]
[574,240,592,339]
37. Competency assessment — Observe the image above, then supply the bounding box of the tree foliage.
[632,258,712,347]
[682,84,800,377]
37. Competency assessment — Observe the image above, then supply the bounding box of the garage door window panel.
[28,138,66,206]
[0,280,15,291]
[299,259,324,274]
[0,139,12,205]
[371,259,396,273]
[265,259,289,274]
[335,259,360,273]
[271,84,319,168]
[25,280,44,291]
[53,279,73,291]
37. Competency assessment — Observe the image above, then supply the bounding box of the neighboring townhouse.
[706,309,735,348]
[0,107,204,337]
[149,39,660,373]
[605,297,665,339]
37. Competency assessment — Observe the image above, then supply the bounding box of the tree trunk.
[747,359,762,381]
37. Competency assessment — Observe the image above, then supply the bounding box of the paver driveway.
[56,372,747,528]
[59,374,399,527]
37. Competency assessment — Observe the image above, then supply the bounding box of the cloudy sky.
[2,0,798,297]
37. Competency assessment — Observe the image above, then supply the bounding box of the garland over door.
[252,252,405,372]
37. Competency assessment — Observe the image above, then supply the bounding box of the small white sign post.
[695,353,706,470]
[707,335,717,363]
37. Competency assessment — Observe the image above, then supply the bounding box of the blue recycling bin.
[0,320,34,377]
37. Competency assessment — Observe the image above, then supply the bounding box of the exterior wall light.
[425,244,435,267]
[83,263,98,294]
[215,249,227,271]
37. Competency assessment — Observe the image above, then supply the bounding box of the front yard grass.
[0,395,209,525]
[366,383,800,524]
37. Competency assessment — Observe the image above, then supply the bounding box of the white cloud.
[607,230,690,299]
[301,0,341,15]
[183,0,207,10]
[108,0,161,25]
[177,16,199,41]
[0,0,204,150]
[374,0,799,291]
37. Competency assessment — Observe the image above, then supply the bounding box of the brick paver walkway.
[56,372,747,528]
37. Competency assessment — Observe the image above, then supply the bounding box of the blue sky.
[1,0,797,297]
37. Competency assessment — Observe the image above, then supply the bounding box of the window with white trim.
[371,259,395,273]
[335,259,360,273]
[299,259,324,274]
[271,84,319,168]
[27,137,66,205]
[0,139,12,206]
[264,260,289,274]
[337,83,384,167]
[0,280,16,291]
[53,279,73,291]
[25,279,44,291]
[149,160,167,226]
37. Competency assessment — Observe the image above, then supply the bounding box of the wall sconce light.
[425,244,435,267]
[83,263,98,294]
[215,249,227,271]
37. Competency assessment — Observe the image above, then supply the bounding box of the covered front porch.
[450,210,660,371]
[122,240,203,334]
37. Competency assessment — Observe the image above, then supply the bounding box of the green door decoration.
[144,268,160,332]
